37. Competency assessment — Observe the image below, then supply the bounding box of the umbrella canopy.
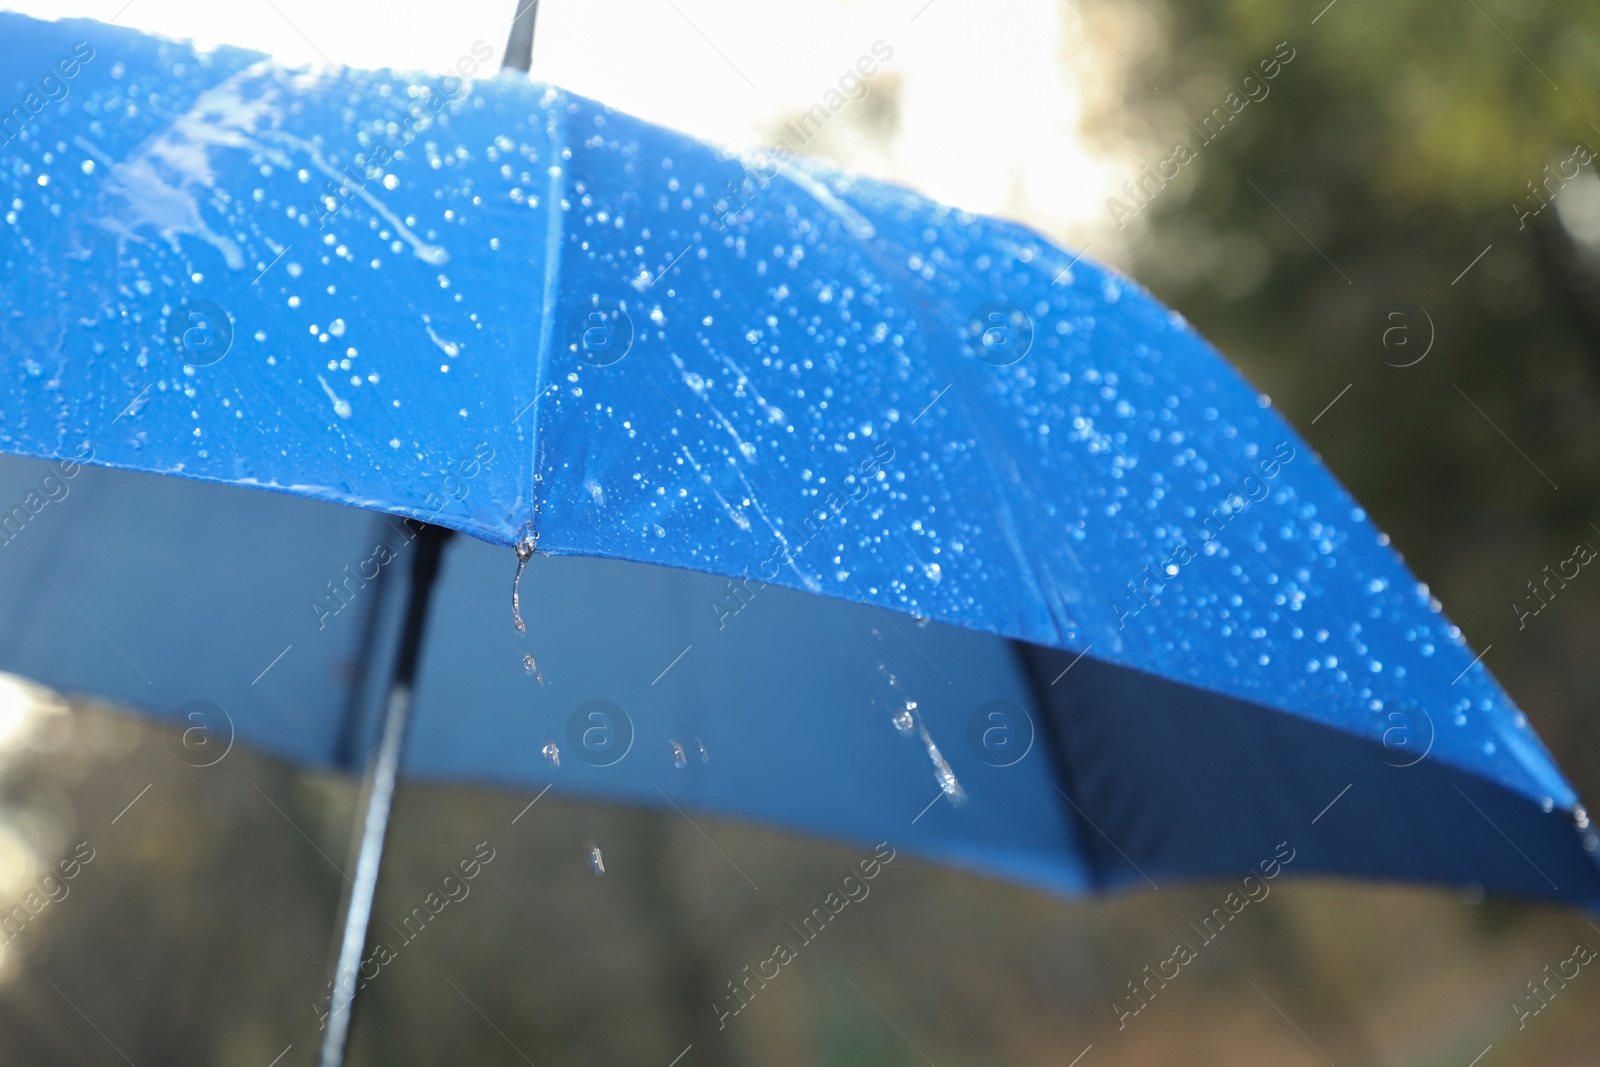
[1,12,1597,909]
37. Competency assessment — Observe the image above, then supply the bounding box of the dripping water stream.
[512,536,547,684]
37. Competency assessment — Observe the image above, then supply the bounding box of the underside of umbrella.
[0,455,1593,912]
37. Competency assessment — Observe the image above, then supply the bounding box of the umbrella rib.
[1051,782,1159,890]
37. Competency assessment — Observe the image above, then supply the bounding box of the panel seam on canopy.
[525,88,567,543]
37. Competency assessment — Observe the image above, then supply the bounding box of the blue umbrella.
[2,8,1597,1061]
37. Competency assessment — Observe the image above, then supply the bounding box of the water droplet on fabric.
[522,654,546,685]
[542,741,560,767]
[892,703,915,734]
[670,739,688,768]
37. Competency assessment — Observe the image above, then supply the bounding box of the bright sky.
[4,0,1129,254]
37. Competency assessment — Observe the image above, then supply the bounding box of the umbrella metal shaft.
[501,0,539,72]
[317,522,453,1067]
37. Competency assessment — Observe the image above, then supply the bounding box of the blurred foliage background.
[2,0,1599,1064]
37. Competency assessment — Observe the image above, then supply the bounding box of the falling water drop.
[1576,805,1591,830]
[898,698,967,805]
[512,536,536,632]
[1542,796,1555,813]
[696,737,709,763]
[586,841,606,876]
[670,739,688,768]
[542,741,560,767]
[522,654,547,686]
[875,662,899,690]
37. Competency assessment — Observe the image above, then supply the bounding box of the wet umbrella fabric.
[0,11,1597,912]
